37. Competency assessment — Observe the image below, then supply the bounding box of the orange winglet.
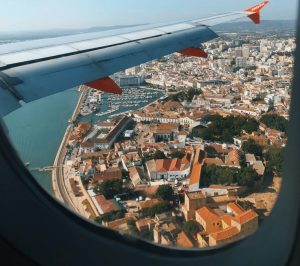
[179,48,208,58]
[85,77,122,95]
[245,1,269,24]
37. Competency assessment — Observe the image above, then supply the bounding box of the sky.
[0,0,298,32]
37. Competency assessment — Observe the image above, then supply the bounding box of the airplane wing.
[0,1,269,117]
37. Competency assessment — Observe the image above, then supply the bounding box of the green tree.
[242,140,263,156]
[242,119,259,134]
[260,114,288,133]
[199,115,259,144]
[121,169,129,180]
[183,220,201,237]
[156,185,174,201]
[93,179,123,199]
[205,165,240,185]
[94,210,125,224]
[142,201,171,217]
[237,167,259,187]
[265,146,285,176]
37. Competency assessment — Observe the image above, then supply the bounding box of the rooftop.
[187,191,205,200]
[227,202,245,216]
[196,207,219,222]
[233,210,258,225]
[210,226,239,242]
[177,231,194,248]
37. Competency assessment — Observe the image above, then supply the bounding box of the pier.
[31,165,64,172]
[69,85,89,123]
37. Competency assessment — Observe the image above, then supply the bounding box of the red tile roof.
[95,195,118,214]
[189,163,202,186]
[210,226,239,241]
[228,202,245,216]
[196,207,219,222]
[221,215,232,227]
[189,146,205,186]
[156,158,189,172]
[94,168,122,181]
[233,210,258,224]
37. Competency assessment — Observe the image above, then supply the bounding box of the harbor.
[78,86,164,124]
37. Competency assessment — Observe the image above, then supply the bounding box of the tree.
[198,115,259,144]
[205,165,240,185]
[168,88,202,102]
[121,169,129,180]
[205,146,218,157]
[153,150,167,160]
[265,146,285,176]
[260,114,288,133]
[237,167,259,187]
[156,185,174,201]
[142,201,171,217]
[183,220,201,237]
[93,179,123,199]
[242,119,259,134]
[242,140,263,156]
[94,210,125,224]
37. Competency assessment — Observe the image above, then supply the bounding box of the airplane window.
[0,0,297,251]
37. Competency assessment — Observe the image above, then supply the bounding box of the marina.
[78,86,164,124]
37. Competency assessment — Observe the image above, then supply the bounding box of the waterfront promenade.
[52,87,86,210]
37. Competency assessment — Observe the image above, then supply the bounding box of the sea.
[3,87,163,195]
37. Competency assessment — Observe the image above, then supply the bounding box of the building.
[146,158,191,181]
[136,218,155,233]
[92,195,118,215]
[117,75,144,87]
[145,159,157,180]
[128,167,143,187]
[121,152,142,171]
[80,117,132,152]
[203,94,235,105]
[155,123,179,142]
[194,204,258,247]
[177,231,194,248]
[231,210,259,238]
[196,207,223,233]
[236,57,247,68]
[209,226,240,246]
[182,191,206,221]
[94,117,133,150]
[189,146,205,192]
[93,168,122,182]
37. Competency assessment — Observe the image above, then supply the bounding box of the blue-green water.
[3,89,80,193]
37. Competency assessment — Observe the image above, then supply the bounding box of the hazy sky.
[0,0,298,32]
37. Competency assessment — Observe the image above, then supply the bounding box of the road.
[53,125,77,210]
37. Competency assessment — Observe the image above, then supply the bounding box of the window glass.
[1,0,297,249]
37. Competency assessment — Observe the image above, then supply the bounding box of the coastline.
[51,86,87,205]
[51,85,164,207]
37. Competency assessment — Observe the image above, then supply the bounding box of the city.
[52,25,293,249]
